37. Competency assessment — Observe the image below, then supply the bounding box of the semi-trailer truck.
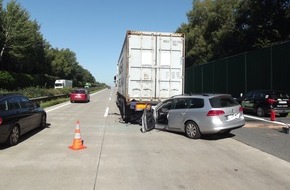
[115,30,185,123]
[54,79,73,89]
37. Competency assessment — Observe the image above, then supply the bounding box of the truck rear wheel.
[123,105,130,123]
[120,100,129,123]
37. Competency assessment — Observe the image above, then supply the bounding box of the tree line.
[177,0,290,67]
[0,0,103,90]
[1,0,289,90]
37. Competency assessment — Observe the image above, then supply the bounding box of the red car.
[70,89,90,103]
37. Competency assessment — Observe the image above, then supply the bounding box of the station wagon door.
[141,108,155,133]
[167,98,188,130]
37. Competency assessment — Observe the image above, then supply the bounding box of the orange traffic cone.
[69,120,87,150]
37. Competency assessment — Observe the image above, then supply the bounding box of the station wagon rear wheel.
[256,107,265,117]
[8,125,20,146]
[185,121,201,139]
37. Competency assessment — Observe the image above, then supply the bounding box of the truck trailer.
[54,79,73,89]
[116,30,185,123]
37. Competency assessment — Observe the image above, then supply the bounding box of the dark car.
[240,90,290,117]
[70,88,90,103]
[0,93,47,146]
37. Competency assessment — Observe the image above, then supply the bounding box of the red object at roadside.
[270,110,276,121]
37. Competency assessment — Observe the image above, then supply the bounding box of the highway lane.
[244,113,290,126]
[232,114,290,162]
[0,89,290,190]
[0,89,115,190]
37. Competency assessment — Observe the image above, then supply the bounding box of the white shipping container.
[116,30,185,123]
[117,30,185,102]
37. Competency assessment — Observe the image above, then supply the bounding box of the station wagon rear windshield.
[209,96,239,108]
[267,91,289,99]
[73,90,85,94]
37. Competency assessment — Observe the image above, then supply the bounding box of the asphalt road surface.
[0,89,290,190]
[233,115,290,162]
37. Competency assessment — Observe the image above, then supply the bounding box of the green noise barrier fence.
[185,41,290,98]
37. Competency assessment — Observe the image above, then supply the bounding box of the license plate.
[227,113,240,121]
[279,101,287,104]
[277,105,288,107]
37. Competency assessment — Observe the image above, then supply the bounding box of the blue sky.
[5,0,192,86]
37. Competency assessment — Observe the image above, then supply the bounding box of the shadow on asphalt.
[201,133,236,140]
[0,123,51,150]
[154,128,235,141]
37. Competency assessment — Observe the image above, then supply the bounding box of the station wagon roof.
[171,93,231,99]
[0,93,23,100]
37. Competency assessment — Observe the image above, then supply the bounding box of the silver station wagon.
[141,94,245,139]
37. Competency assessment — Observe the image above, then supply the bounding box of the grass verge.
[40,98,69,108]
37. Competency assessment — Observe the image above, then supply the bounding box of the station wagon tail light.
[239,106,243,112]
[267,98,277,104]
[207,110,225,116]
[0,117,2,125]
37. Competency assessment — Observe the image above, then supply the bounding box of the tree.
[0,0,5,62]
[46,47,96,87]
[178,0,290,66]
[235,0,290,50]
[23,20,48,74]
[0,0,100,88]
[0,0,46,73]
[49,48,76,79]
[81,68,96,84]
[177,0,240,65]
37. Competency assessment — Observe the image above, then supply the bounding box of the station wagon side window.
[160,99,174,110]
[8,97,21,110]
[0,100,8,112]
[19,96,35,109]
[253,92,263,98]
[245,91,254,98]
[188,98,204,109]
[174,98,188,109]
[252,92,257,98]
[259,92,266,98]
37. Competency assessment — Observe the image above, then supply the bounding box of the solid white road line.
[104,94,112,117]
[244,114,289,126]
[45,103,71,113]
[104,107,109,117]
